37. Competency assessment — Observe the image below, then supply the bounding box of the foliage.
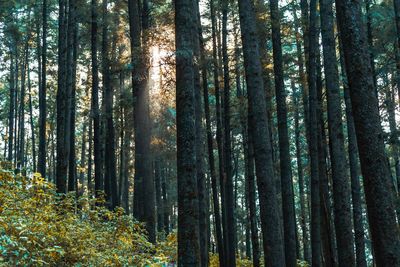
[0,169,170,266]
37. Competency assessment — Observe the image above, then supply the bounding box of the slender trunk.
[68,0,78,192]
[91,0,103,198]
[308,0,322,265]
[292,80,309,263]
[320,0,355,264]
[221,1,236,265]
[193,2,208,264]
[339,45,368,267]
[27,61,36,171]
[243,123,260,267]
[393,0,400,105]
[317,55,336,267]
[8,48,15,162]
[175,0,201,263]
[335,0,400,264]
[269,1,296,265]
[200,4,223,263]
[238,0,285,265]
[102,0,118,209]
[38,0,48,177]
[56,0,69,193]
[210,0,226,263]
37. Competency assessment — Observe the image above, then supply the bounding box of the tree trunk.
[292,80,310,263]
[200,3,223,263]
[193,2,208,264]
[238,0,285,265]
[308,0,322,265]
[38,0,47,177]
[68,0,78,192]
[221,1,236,265]
[91,0,103,198]
[8,47,15,163]
[210,0,226,263]
[269,1,297,265]
[335,0,400,264]
[56,0,69,193]
[175,0,201,264]
[102,0,118,209]
[339,44,368,267]
[243,122,260,267]
[319,0,355,264]
[27,61,36,171]
[393,0,400,105]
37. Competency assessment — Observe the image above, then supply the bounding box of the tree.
[38,0,47,176]
[91,0,103,198]
[335,0,400,264]
[307,0,322,265]
[175,0,201,264]
[238,0,285,265]
[319,0,355,265]
[56,0,69,193]
[269,1,297,265]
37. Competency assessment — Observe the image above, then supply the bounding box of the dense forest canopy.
[0,0,400,266]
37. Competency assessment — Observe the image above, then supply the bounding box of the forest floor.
[0,166,254,266]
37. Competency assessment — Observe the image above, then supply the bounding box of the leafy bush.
[0,169,168,266]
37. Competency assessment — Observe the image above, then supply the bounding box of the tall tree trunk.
[308,0,322,265]
[175,0,201,264]
[221,1,236,265]
[339,45,368,267]
[269,1,297,265]
[91,0,103,198]
[393,0,400,105]
[102,0,118,209]
[200,4,223,263]
[27,61,36,171]
[243,123,260,267]
[38,0,47,177]
[128,0,155,243]
[292,80,310,263]
[56,0,69,193]
[365,0,378,94]
[238,0,285,265]
[210,0,226,263]
[8,47,15,162]
[316,54,336,267]
[18,40,29,170]
[319,0,355,264]
[68,0,78,192]
[335,0,400,264]
[193,2,208,264]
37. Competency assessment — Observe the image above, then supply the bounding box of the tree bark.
[335,0,400,264]
[339,44,368,267]
[56,0,69,193]
[91,0,103,198]
[238,0,285,265]
[319,0,355,264]
[308,0,322,265]
[221,1,236,265]
[269,1,297,265]
[175,0,201,264]
[38,0,47,177]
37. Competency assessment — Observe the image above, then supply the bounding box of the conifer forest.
[1,0,400,266]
